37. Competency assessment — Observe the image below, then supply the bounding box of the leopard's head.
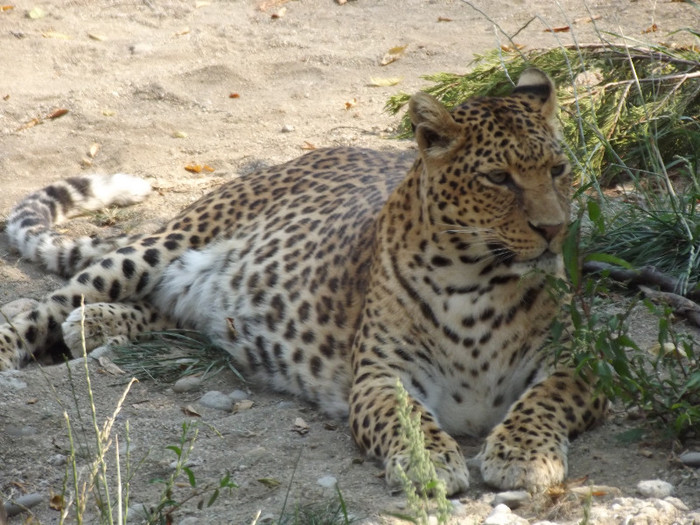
[409,68,570,265]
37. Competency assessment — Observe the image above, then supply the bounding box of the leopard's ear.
[512,68,557,124]
[409,92,461,158]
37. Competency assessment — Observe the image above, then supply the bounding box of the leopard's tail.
[6,173,152,277]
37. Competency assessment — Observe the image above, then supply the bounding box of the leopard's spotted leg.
[479,369,607,491]
[61,302,173,355]
[0,230,191,369]
[350,376,469,496]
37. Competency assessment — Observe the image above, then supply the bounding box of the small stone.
[172,376,202,393]
[229,389,248,402]
[4,493,44,517]
[317,475,337,488]
[638,448,654,458]
[281,124,295,133]
[492,490,530,509]
[48,454,67,466]
[233,399,254,412]
[178,518,199,525]
[129,42,153,55]
[637,479,674,498]
[679,451,700,468]
[199,390,233,411]
[483,503,528,525]
[127,503,149,523]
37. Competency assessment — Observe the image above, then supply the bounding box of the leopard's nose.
[529,222,563,242]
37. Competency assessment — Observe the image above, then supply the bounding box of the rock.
[126,503,149,523]
[229,389,248,402]
[492,490,529,509]
[172,375,202,393]
[129,42,153,55]
[199,390,233,411]
[664,496,689,511]
[483,503,528,525]
[48,454,67,466]
[4,493,43,517]
[636,479,674,498]
[281,124,295,132]
[317,475,337,488]
[679,451,700,468]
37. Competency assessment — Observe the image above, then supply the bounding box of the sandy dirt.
[1,0,699,523]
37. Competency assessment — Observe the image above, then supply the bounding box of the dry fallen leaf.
[49,492,64,511]
[228,92,240,99]
[271,6,286,18]
[174,27,190,36]
[182,404,202,417]
[102,108,116,116]
[88,143,100,158]
[16,117,40,131]
[642,23,658,34]
[368,77,402,87]
[185,164,203,173]
[26,397,38,404]
[47,108,69,119]
[380,44,407,66]
[1,5,14,11]
[88,32,106,41]
[3,94,9,100]
[544,25,570,33]
[300,141,316,150]
[258,477,281,488]
[27,6,46,18]
[573,15,601,24]
[172,130,188,138]
[42,31,71,39]
[437,16,452,22]
[501,43,525,52]
[195,0,211,7]
[344,97,357,110]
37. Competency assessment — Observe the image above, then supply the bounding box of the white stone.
[317,475,337,488]
[199,390,233,411]
[636,479,674,498]
[172,375,202,393]
[0,370,27,389]
[483,503,528,525]
[281,124,295,132]
[229,389,249,402]
[492,490,530,509]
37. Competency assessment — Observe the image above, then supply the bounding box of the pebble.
[172,375,202,393]
[129,42,153,55]
[483,504,528,525]
[492,490,530,509]
[48,454,67,466]
[178,517,199,525]
[199,390,233,411]
[679,451,700,468]
[317,475,337,488]
[229,389,248,402]
[636,479,674,498]
[4,493,43,517]
[281,124,295,132]
[126,503,149,523]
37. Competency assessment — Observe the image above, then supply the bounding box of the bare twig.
[638,285,700,327]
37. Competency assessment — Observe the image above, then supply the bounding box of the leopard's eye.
[485,170,510,185]
[550,164,567,178]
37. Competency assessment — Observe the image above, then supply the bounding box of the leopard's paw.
[61,306,120,354]
[478,426,568,491]
[385,449,469,496]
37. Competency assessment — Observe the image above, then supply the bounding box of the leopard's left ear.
[409,92,462,159]
[512,68,557,124]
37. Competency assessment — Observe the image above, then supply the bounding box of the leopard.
[1,68,606,495]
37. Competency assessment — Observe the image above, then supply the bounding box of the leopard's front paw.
[479,424,568,491]
[61,306,121,355]
[385,449,469,496]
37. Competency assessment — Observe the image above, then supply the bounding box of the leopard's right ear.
[409,92,461,159]
[512,68,557,124]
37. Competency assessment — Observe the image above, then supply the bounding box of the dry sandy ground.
[1,0,699,523]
